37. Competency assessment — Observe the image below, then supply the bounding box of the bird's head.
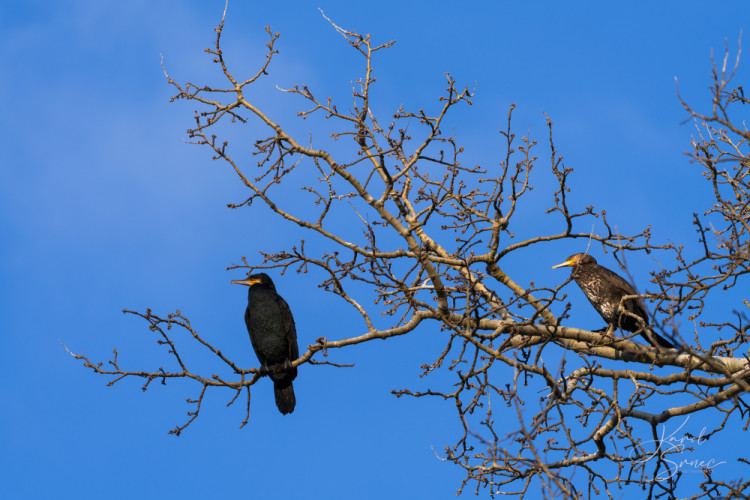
[231,273,276,290]
[551,253,597,269]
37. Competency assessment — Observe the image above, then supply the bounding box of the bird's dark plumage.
[552,253,674,349]
[231,273,299,414]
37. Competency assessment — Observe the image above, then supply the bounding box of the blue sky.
[1,1,748,498]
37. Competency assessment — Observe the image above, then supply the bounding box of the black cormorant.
[231,273,299,414]
[552,253,674,349]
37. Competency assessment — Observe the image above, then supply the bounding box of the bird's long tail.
[274,381,296,415]
[640,329,675,349]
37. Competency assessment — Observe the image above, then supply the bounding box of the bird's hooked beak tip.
[551,260,571,270]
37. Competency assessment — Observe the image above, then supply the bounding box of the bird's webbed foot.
[591,325,616,345]
[265,360,293,375]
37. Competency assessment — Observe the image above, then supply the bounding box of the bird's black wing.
[595,266,639,295]
[597,266,674,348]
[596,266,650,318]
[275,294,299,363]
[243,307,266,367]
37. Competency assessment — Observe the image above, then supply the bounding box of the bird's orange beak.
[551,258,575,269]
[231,277,262,286]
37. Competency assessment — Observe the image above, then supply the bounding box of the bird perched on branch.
[231,273,299,414]
[552,253,674,349]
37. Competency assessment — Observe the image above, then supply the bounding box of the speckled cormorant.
[231,273,299,414]
[552,253,674,349]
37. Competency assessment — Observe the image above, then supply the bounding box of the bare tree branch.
[67,11,750,499]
